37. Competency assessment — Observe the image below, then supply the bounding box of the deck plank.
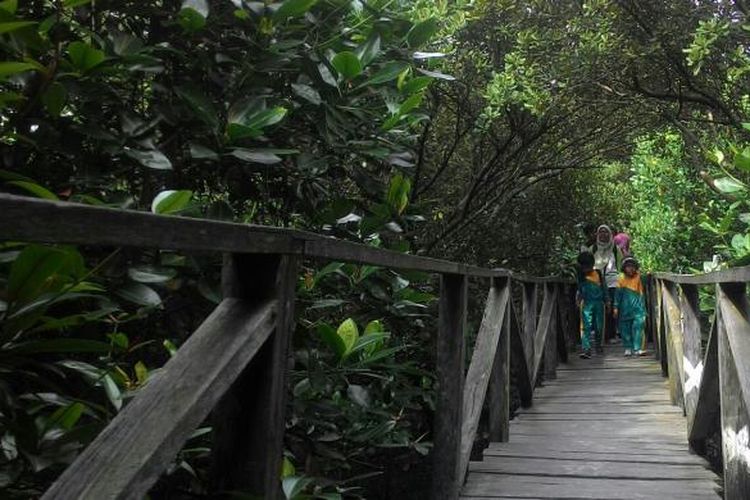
[461,345,722,499]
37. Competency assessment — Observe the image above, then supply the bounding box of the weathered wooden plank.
[689,319,720,445]
[531,285,556,388]
[470,455,716,480]
[0,193,301,255]
[662,281,685,411]
[508,298,533,408]
[458,278,510,483]
[461,475,721,499]
[487,288,511,442]
[543,285,558,381]
[209,254,298,498]
[41,298,276,500]
[717,282,750,500]
[655,267,750,285]
[521,282,538,385]
[432,273,467,500]
[679,284,702,430]
[483,445,707,465]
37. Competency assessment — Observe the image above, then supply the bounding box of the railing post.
[210,253,298,498]
[488,278,511,443]
[655,279,668,376]
[432,273,467,500]
[679,284,702,429]
[716,281,750,500]
[544,283,558,381]
[661,280,685,412]
[522,282,538,383]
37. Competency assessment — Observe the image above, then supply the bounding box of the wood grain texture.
[462,345,722,499]
[487,288,511,442]
[717,282,750,500]
[41,298,276,500]
[432,273,468,500]
[689,319,720,445]
[458,278,510,483]
[209,254,298,498]
[531,284,556,388]
[661,281,686,411]
[679,284,703,435]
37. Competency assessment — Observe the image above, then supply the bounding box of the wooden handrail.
[0,193,575,500]
[652,274,750,500]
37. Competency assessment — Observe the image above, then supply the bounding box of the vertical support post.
[210,253,298,499]
[432,273,467,500]
[680,284,702,428]
[555,283,569,364]
[662,280,685,412]
[716,281,750,500]
[522,282,538,382]
[488,278,511,442]
[544,284,558,381]
[656,279,668,376]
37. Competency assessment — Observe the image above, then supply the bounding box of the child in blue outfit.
[576,251,608,359]
[614,257,648,357]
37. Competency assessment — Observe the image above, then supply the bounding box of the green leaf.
[128,265,178,283]
[151,190,192,214]
[8,339,112,354]
[355,33,381,67]
[317,323,347,358]
[67,41,105,72]
[282,476,313,499]
[386,174,411,215]
[189,143,219,160]
[8,245,84,304]
[227,101,287,142]
[176,87,219,131]
[714,176,746,193]
[47,403,84,431]
[178,0,209,32]
[0,21,36,34]
[742,122,750,132]
[281,457,296,478]
[336,318,359,354]
[0,0,17,14]
[332,51,362,79]
[42,82,67,117]
[126,149,172,170]
[735,148,750,171]
[273,0,317,21]
[417,68,455,80]
[6,180,58,200]
[135,361,148,384]
[401,76,432,95]
[0,61,41,79]
[108,332,129,349]
[64,0,93,7]
[407,18,438,48]
[364,319,384,335]
[360,62,409,87]
[398,93,423,115]
[291,83,321,105]
[103,374,122,410]
[116,282,162,307]
[229,148,283,164]
[163,339,178,357]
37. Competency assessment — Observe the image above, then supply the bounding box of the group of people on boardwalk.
[576,225,647,359]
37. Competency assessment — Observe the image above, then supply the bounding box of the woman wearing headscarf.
[589,225,624,347]
[613,232,631,257]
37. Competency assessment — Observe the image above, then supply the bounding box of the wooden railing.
[0,194,574,500]
[652,269,750,500]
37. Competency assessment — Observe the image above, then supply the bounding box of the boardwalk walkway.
[462,346,723,499]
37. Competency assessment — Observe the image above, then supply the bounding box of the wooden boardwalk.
[462,346,723,499]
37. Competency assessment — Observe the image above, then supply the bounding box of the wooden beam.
[655,267,750,285]
[432,273,467,500]
[717,282,750,499]
[531,285,556,388]
[209,254,298,498]
[458,277,510,483]
[522,282,538,385]
[661,281,685,412]
[41,298,276,500]
[487,290,511,442]
[544,284,559,381]
[679,284,702,430]
[688,319,719,445]
[509,298,533,408]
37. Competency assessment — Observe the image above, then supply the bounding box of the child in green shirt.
[614,257,648,357]
[576,251,608,359]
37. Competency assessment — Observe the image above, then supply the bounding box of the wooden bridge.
[0,193,747,499]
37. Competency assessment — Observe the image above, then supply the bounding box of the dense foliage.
[3,0,750,498]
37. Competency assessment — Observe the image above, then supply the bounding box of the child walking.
[614,257,647,357]
[576,251,608,359]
